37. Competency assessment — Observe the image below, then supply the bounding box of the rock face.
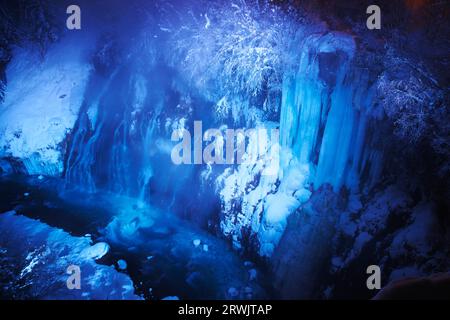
[374,273,450,300]
[268,183,450,299]
[216,127,312,257]
[324,185,450,299]
[270,186,341,299]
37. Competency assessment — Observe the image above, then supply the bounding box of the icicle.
[280,32,382,192]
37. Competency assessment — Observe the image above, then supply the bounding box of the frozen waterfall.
[280,32,383,192]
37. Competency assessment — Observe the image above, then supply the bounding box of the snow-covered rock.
[389,203,439,260]
[327,185,450,299]
[80,242,110,260]
[0,39,91,175]
[117,259,127,270]
[216,123,312,257]
[358,185,413,235]
[0,211,141,300]
[193,239,201,247]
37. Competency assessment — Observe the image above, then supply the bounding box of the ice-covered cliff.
[217,31,384,257]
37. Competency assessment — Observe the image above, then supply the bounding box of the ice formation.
[0,0,448,300]
[280,32,382,192]
[217,31,383,256]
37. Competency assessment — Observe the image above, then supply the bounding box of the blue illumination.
[0,0,449,300]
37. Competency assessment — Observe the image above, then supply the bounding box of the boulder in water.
[117,259,127,270]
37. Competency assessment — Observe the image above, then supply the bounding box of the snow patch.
[0,40,91,175]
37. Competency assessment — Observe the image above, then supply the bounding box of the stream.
[0,173,271,300]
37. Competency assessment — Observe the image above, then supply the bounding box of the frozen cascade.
[62,57,191,202]
[0,3,388,275]
[65,68,153,197]
[217,32,386,257]
[280,32,383,192]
